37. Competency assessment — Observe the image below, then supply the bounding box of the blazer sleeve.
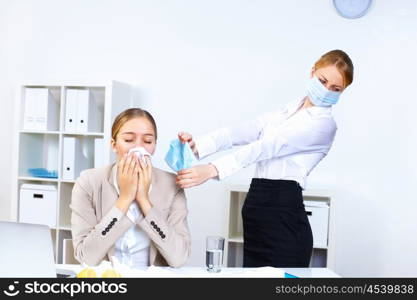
[70,170,133,266]
[137,187,191,268]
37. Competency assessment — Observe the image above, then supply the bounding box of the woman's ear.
[110,138,117,153]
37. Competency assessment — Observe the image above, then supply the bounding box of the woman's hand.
[135,156,153,216]
[178,131,198,158]
[116,153,139,213]
[176,164,218,189]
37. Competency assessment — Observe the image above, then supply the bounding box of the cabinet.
[11,81,136,263]
[224,184,336,269]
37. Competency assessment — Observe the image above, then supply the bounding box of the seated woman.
[70,108,191,268]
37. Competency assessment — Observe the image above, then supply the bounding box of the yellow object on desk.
[101,269,122,278]
[76,267,122,278]
[76,267,97,278]
[76,259,122,278]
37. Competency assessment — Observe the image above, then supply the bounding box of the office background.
[0,0,416,276]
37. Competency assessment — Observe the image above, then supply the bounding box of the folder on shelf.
[23,88,37,130]
[76,89,92,133]
[65,89,78,132]
[304,201,329,248]
[23,88,58,131]
[62,239,78,264]
[94,138,105,168]
[65,89,102,133]
[62,137,90,180]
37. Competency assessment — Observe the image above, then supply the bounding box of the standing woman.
[177,50,353,267]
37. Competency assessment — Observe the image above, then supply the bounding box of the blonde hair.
[111,108,157,141]
[314,50,354,88]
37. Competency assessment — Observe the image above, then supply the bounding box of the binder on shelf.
[64,89,78,132]
[77,89,93,132]
[94,138,105,168]
[62,239,78,264]
[64,89,103,133]
[23,88,37,130]
[304,201,330,248]
[62,137,90,180]
[23,88,58,131]
[19,183,57,228]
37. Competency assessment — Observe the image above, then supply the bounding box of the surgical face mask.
[128,147,152,165]
[165,139,197,172]
[307,76,341,107]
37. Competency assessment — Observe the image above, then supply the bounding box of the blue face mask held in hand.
[307,76,341,107]
[165,139,197,172]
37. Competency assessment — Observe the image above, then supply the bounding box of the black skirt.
[242,178,313,268]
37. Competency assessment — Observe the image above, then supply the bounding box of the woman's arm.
[134,158,191,267]
[183,110,279,160]
[71,173,132,266]
[210,117,337,179]
[136,187,191,268]
[177,116,337,188]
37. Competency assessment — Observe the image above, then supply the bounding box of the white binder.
[35,89,50,130]
[65,89,102,133]
[23,88,58,131]
[304,201,330,248]
[76,89,92,133]
[65,89,78,132]
[62,239,78,264]
[62,137,76,180]
[94,138,104,168]
[23,88,38,130]
[62,137,90,180]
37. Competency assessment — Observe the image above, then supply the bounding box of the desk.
[56,264,339,278]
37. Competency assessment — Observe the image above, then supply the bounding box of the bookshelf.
[224,184,336,269]
[11,80,136,263]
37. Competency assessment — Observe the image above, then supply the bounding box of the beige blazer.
[70,164,191,267]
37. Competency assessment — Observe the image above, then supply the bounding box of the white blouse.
[194,98,337,189]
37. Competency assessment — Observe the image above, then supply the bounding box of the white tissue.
[128,147,152,159]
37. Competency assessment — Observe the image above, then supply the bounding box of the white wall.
[0,0,416,276]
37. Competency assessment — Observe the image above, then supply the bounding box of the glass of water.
[206,236,225,273]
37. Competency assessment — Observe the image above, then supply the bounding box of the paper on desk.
[81,257,286,278]
[110,256,178,277]
[117,266,285,278]
[238,267,285,278]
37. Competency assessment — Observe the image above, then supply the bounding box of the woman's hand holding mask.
[178,131,198,158]
[176,164,218,189]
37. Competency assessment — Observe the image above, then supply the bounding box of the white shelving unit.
[11,80,137,263]
[224,184,336,270]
